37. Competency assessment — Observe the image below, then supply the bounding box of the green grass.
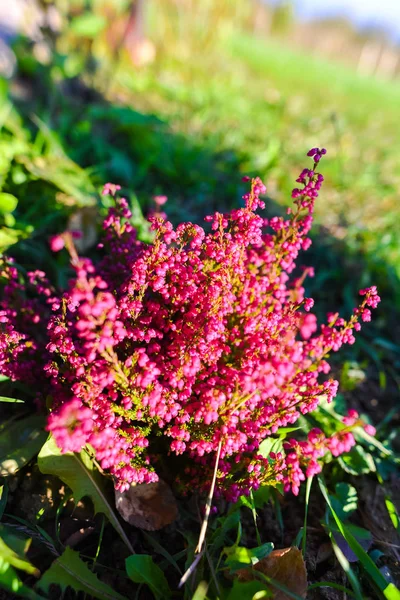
[108,17,400,290]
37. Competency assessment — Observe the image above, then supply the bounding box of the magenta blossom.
[0,149,380,499]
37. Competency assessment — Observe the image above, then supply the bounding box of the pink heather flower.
[364,424,376,436]
[342,409,359,426]
[307,147,327,164]
[47,398,94,453]
[102,183,121,196]
[326,431,356,457]
[299,313,317,340]
[304,298,314,312]
[49,234,65,253]
[342,409,376,436]
[0,150,379,499]
[153,195,168,206]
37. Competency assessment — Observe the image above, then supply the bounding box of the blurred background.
[0,0,400,414]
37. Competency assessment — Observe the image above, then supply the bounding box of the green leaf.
[226,579,272,599]
[0,525,41,597]
[383,494,400,534]
[330,483,358,521]
[192,580,209,600]
[38,436,134,553]
[276,427,301,436]
[251,486,272,509]
[125,554,171,599]
[0,396,24,404]
[355,427,393,457]
[70,13,107,38]
[0,559,42,599]
[37,546,127,600]
[0,528,38,575]
[258,437,284,458]
[0,524,30,556]
[0,193,18,214]
[0,227,21,251]
[19,142,96,208]
[338,445,376,476]
[0,416,47,476]
[224,543,274,569]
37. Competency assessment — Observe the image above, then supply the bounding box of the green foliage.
[0,525,38,575]
[0,1,399,598]
[226,580,272,599]
[37,436,134,552]
[0,416,47,477]
[319,477,400,600]
[330,483,358,521]
[0,560,42,600]
[70,13,107,38]
[0,193,18,214]
[338,445,376,476]
[125,554,171,599]
[223,542,274,569]
[37,546,128,600]
[192,580,209,600]
[329,521,372,562]
[0,525,41,600]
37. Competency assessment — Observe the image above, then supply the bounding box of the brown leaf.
[115,479,178,531]
[237,546,307,600]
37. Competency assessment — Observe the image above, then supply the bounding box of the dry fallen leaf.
[115,479,178,531]
[237,546,307,600]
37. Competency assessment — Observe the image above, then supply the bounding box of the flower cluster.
[0,149,380,500]
[277,409,374,495]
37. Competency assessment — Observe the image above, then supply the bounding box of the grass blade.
[0,396,24,404]
[255,570,308,600]
[327,529,363,600]
[308,581,356,596]
[249,490,262,547]
[318,477,400,600]
[302,476,313,556]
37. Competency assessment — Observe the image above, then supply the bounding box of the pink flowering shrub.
[0,149,380,502]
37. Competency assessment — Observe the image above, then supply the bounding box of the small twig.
[374,539,400,550]
[195,440,222,554]
[178,551,204,589]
